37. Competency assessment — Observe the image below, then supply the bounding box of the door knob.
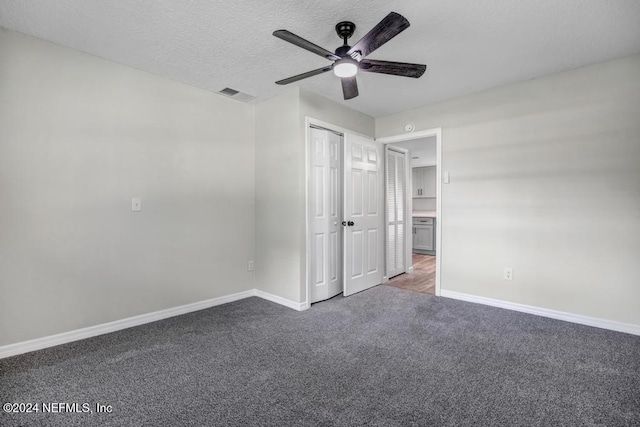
[347,221,354,226]
[341,221,347,226]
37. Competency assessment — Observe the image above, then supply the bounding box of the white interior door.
[309,127,343,303]
[386,147,407,278]
[343,133,384,296]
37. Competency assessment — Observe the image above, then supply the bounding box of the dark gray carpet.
[1,286,639,426]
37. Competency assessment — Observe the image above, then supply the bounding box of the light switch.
[131,197,142,212]
[444,172,450,184]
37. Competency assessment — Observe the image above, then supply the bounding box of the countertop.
[413,210,436,218]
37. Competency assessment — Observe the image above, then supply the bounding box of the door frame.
[377,128,443,296]
[303,117,375,310]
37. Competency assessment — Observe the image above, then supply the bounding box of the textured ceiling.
[1,0,639,117]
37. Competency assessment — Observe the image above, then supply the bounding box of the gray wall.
[254,88,374,304]
[377,55,640,326]
[254,90,301,302]
[3,26,637,347]
[0,29,256,346]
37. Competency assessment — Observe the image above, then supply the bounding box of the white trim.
[435,128,442,297]
[441,290,640,336]
[303,117,312,310]
[378,127,443,297]
[377,129,441,144]
[253,289,307,311]
[0,289,305,359]
[306,117,372,140]
[303,118,312,310]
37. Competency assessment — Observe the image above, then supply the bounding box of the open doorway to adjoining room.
[379,130,441,296]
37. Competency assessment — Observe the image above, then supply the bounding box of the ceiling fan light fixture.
[333,58,358,78]
[273,12,425,100]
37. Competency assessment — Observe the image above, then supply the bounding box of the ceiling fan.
[273,12,426,100]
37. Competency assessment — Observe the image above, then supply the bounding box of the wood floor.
[385,253,436,295]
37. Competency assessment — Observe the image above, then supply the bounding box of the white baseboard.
[253,289,307,311]
[0,289,305,359]
[440,290,640,336]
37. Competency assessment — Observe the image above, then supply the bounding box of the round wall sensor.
[404,123,415,133]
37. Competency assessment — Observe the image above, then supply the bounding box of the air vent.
[219,87,239,96]
[218,87,256,102]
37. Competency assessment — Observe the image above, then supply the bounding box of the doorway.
[379,129,442,296]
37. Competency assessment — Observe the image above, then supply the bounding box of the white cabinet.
[412,217,435,252]
[412,166,436,198]
[414,225,434,251]
[423,166,436,197]
[412,168,422,198]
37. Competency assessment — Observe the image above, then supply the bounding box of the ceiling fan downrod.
[335,21,356,48]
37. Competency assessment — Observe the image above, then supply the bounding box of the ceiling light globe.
[333,59,358,78]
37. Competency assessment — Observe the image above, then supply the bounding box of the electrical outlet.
[503,267,513,281]
[248,260,254,272]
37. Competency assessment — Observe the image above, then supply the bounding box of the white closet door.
[343,133,384,296]
[386,147,406,278]
[309,128,343,304]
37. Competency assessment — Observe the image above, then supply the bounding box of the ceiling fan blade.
[360,59,426,78]
[347,12,410,58]
[341,76,359,100]
[275,66,333,85]
[273,30,340,61]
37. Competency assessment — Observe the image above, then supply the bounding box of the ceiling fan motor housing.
[335,45,352,57]
[335,21,356,43]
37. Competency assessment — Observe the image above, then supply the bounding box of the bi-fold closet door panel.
[386,148,407,279]
[309,128,342,304]
[343,133,384,296]
[309,127,383,303]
